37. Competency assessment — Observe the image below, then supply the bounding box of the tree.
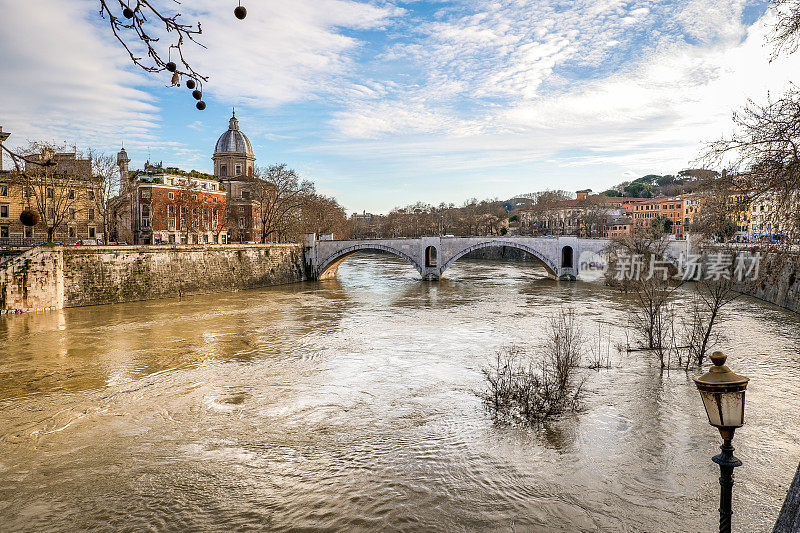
[251,164,314,243]
[684,267,740,366]
[700,0,800,256]
[298,194,349,239]
[97,0,207,87]
[650,214,673,235]
[606,229,680,361]
[21,144,95,243]
[87,150,120,243]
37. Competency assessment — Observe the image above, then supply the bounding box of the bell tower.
[117,146,131,192]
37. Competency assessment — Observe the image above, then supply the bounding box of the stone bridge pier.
[304,234,676,282]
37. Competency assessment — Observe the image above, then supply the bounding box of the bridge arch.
[440,240,558,277]
[317,243,424,279]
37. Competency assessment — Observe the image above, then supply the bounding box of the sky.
[1,0,798,213]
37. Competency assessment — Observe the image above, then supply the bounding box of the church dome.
[214,111,253,156]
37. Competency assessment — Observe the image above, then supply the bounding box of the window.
[221,234,227,244]
[0,226,8,239]
[235,164,242,175]
[203,234,209,243]
[142,218,150,228]
[87,189,95,201]
[211,184,217,191]
[24,226,33,238]
[88,208,95,220]
[220,165,227,177]
[238,206,245,213]
[88,227,96,238]
[69,208,76,220]
[168,205,175,215]
[141,205,150,217]
[0,205,8,218]
[46,188,54,199]
[168,218,176,230]
[0,184,7,196]
[213,197,217,203]
[168,191,174,200]
[242,190,250,200]
[24,187,34,197]
[141,189,151,199]
[68,189,75,200]
[168,234,176,244]
[68,226,76,238]
[201,183,207,190]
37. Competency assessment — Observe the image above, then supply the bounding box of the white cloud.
[184,0,402,107]
[0,0,158,160]
[326,1,799,179]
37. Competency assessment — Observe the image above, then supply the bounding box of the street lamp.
[693,351,749,533]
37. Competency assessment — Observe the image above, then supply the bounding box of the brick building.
[115,158,228,245]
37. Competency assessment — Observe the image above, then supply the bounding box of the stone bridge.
[304,235,689,281]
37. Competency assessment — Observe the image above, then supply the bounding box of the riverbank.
[0,243,306,312]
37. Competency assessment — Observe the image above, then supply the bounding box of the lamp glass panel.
[699,390,745,428]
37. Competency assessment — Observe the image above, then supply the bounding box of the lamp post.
[693,351,749,533]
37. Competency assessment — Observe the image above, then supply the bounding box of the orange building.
[632,196,686,238]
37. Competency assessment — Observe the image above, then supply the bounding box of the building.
[212,111,255,179]
[1,149,103,245]
[607,219,633,238]
[682,192,703,230]
[115,159,228,245]
[631,196,686,239]
[519,191,647,237]
[214,112,262,242]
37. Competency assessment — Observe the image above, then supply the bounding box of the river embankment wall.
[0,244,306,313]
[735,256,800,313]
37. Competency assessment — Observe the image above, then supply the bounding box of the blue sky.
[1,0,798,213]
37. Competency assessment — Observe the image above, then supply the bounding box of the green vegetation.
[650,215,673,234]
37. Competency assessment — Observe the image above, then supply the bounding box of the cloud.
[0,0,401,166]
[0,0,158,160]
[326,1,798,176]
[184,0,402,107]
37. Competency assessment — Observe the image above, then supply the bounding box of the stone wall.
[736,255,800,313]
[0,243,305,312]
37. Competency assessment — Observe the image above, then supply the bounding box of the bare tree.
[606,228,681,359]
[97,0,207,86]
[481,308,585,425]
[683,262,741,366]
[700,1,800,264]
[20,144,94,243]
[298,194,349,239]
[251,164,314,243]
[87,150,120,242]
[769,0,800,58]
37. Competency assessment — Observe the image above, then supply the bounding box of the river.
[1,254,799,532]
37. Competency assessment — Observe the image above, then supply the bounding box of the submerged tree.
[481,308,585,425]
